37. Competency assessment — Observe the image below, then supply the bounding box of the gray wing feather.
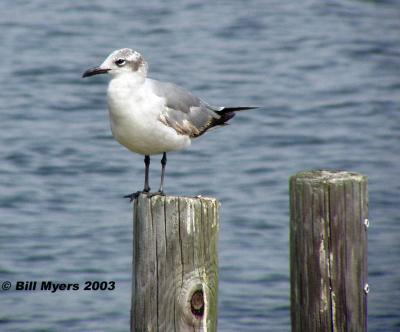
[149,79,221,137]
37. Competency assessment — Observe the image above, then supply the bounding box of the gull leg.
[124,155,151,202]
[159,152,167,193]
[143,155,151,192]
[149,152,167,197]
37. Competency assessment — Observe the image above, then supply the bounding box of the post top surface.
[136,193,219,204]
[292,170,367,183]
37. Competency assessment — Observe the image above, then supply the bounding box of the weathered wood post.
[131,194,219,332]
[290,170,368,331]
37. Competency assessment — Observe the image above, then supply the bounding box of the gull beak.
[82,66,110,78]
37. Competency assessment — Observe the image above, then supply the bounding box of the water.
[0,1,399,331]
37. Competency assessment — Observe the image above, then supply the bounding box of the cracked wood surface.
[131,194,219,332]
[290,170,368,332]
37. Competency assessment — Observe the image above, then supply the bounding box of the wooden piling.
[131,194,219,332]
[290,170,368,331]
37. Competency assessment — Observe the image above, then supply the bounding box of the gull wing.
[148,79,223,137]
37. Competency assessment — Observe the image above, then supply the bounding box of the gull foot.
[148,191,165,198]
[123,190,149,202]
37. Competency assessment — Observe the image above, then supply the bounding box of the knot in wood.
[190,289,204,317]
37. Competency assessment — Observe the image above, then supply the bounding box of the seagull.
[82,48,256,200]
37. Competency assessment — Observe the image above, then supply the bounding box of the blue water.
[1,1,399,331]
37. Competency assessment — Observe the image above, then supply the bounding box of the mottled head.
[82,48,148,78]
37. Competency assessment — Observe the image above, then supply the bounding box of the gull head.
[82,48,148,78]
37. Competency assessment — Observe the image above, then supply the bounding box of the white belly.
[107,80,191,155]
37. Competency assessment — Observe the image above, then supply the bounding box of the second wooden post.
[290,170,368,331]
[131,194,219,332]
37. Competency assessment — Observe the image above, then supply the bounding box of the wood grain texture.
[131,194,219,332]
[290,170,368,332]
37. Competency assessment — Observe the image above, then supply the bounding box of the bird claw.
[123,190,150,202]
[148,191,165,198]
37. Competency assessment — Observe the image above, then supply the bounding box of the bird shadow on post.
[131,194,219,332]
[290,170,368,332]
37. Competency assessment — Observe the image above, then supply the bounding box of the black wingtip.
[219,106,259,113]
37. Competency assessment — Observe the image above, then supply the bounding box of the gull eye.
[115,58,126,67]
